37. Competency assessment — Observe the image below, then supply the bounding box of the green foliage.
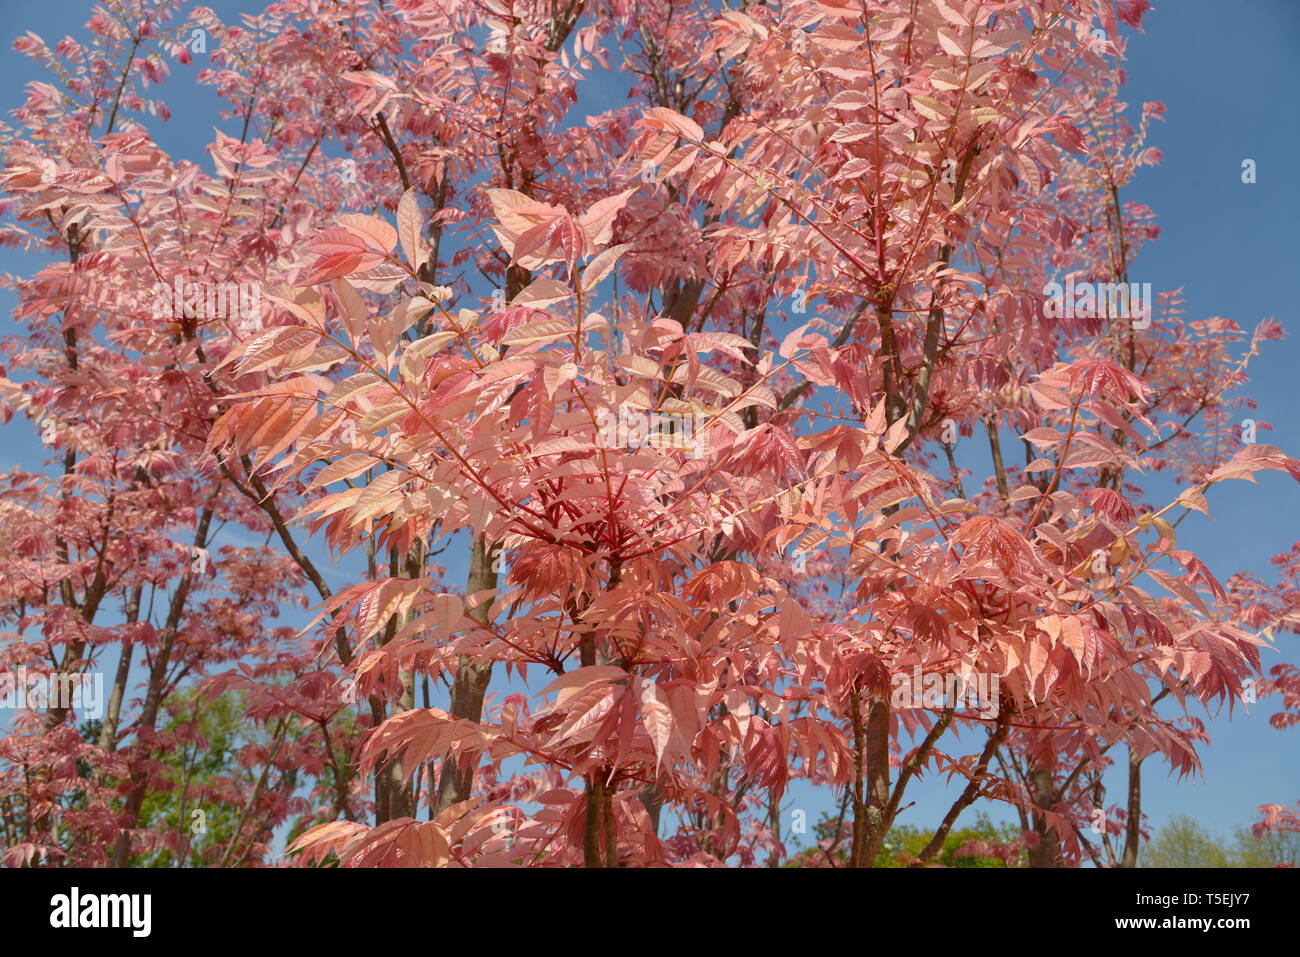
[786,810,1023,867]
[136,690,248,868]
[875,815,1023,868]
[1233,825,1300,867]
[1141,814,1299,868]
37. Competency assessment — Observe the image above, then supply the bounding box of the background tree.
[1141,813,1298,868]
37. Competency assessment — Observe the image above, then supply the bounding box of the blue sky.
[1065,0,1300,843]
[0,0,1296,861]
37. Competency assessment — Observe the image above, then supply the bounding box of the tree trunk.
[849,692,891,867]
[432,537,499,813]
[1119,750,1142,868]
[111,503,215,866]
[96,585,141,753]
[1027,763,1062,868]
[640,783,664,837]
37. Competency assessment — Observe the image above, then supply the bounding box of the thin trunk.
[578,592,607,866]
[432,537,499,813]
[110,502,216,866]
[377,543,421,823]
[847,691,866,865]
[843,154,977,865]
[986,415,1009,501]
[766,789,782,867]
[431,0,585,824]
[174,739,197,867]
[1119,750,1142,868]
[917,702,1011,863]
[383,670,417,821]
[218,717,289,868]
[432,256,530,813]
[96,584,142,753]
[0,796,16,846]
[232,766,298,868]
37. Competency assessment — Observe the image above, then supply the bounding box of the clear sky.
[0,0,1295,859]
[1060,0,1300,843]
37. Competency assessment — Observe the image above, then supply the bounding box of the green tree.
[1141,815,1230,867]
[788,811,1023,867]
[136,690,248,867]
[1230,824,1300,867]
[1141,814,1299,867]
